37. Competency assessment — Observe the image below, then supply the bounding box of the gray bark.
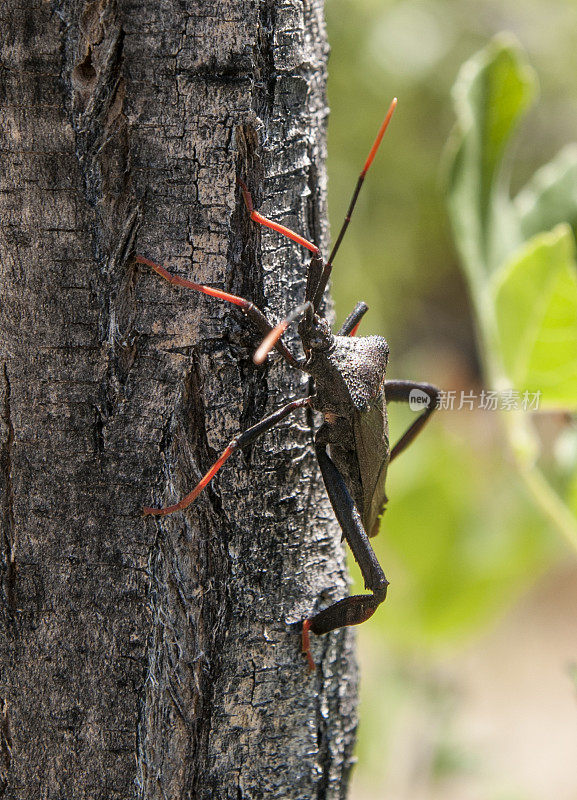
[0,0,358,798]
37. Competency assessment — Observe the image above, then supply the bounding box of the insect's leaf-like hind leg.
[302,440,389,671]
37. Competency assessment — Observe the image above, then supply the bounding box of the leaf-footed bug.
[137,98,440,671]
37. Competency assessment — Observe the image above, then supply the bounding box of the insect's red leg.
[136,255,251,306]
[143,396,312,516]
[143,446,235,516]
[136,255,301,369]
[301,619,316,672]
[239,179,325,310]
[253,301,313,365]
[238,179,321,256]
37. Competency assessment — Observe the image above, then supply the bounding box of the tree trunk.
[0,1,358,798]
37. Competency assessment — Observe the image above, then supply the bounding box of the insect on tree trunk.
[0,1,359,797]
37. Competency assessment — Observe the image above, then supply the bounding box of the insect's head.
[299,306,333,354]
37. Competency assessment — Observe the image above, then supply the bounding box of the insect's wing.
[354,391,390,538]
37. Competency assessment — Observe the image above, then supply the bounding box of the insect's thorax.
[307,334,390,416]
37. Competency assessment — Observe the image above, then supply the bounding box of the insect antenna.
[312,97,397,310]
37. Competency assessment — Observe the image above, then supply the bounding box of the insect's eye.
[307,317,331,349]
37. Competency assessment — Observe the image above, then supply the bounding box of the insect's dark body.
[140,98,440,669]
[304,330,391,539]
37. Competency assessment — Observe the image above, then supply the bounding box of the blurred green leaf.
[446,35,577,551]
[492,224,577,410]
[447,35,537,279]
[515,145,577,242]
[570,469,577,516]
[324,7,577,794]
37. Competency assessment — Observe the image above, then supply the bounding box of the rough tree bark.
[0,0,359,798]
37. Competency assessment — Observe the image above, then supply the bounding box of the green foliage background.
[325,0,577,795]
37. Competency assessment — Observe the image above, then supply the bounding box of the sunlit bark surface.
[0,1,358,798]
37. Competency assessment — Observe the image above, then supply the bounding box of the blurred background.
[324,1,577,798]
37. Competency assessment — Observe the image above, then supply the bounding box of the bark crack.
[1,365,16,618]
[255,0,277,122]
[0,699,12,796]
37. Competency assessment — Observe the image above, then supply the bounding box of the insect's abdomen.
[354,394,389,537]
